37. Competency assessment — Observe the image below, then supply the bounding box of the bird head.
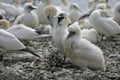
[99,9,109,17]
[54,12,71,27]
[24,3,36,12]
[67,23,81,39]
[0,19,10,29]
[12,0,20,6]
[27,0,33,3]
[106,3,111,9]
[97,3,111,10]
[44,5,57,26]
[88,0,99,8]
[78,20,85,25]
[41,0,51,5]
[99,0,107,3]
[69,3,82,12]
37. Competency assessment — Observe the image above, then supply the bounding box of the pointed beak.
[79,13,90,20]
[77,8,83,13]
[75,6,83,12]
[67,31,75,39]
[57,13,64,24]
[55,13,64,24]
[58,16,64,24]
[30,6,37,10]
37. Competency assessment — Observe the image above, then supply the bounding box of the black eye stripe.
[70,31,75,34]
[58,16,64,24]
[59,13,64,17]
[67,31,76,39]
[28,6,32,8]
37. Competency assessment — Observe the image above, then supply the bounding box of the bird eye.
[73,5,77,9]
[59,13,64,17]
[27,5,36,10]
[70,31,75,35]
[28,6,32,9]
[100,7,104,10]
[67,31,75,38]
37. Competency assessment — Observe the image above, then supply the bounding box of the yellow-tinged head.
[88,0,99,8]
[61,0,67,5]
[99,10,108,17]
[14,0,20,6]
[0,19,10,29]
[69,3,81,12]
[27,0,33,3]
[106,3,111,9]
[97,3,111,10]
[41,0,51,5]
[69,3,78,11]
[67,22,81,38]
[88,1,94,8]
[78,20,85,25]
[69,3,74,10]
[44,5,57,26]
[55,12,71,27]
[62,12,71,25]
[45,0,51,5]
[44,5,57,18]
[99,0,106,3]
[88,0,107,8]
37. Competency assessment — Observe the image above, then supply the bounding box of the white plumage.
[0,0,21,18]
[36,0,51,24]
[0,29,25,50]
[53,12,71,52]
[89,10,120,36]
[43,5,58,37]
[81,28,99,43]
[7,24,39,40]
[0,19,40,40]
[14,3,38,28]
[113,2,120,25]
[60,0,70,13]
[13,0,24,13]
[68,3,82,23]
[62,23,105,70]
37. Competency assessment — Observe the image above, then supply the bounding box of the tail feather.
[20,47,40,57]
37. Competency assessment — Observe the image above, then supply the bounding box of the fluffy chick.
[62,22,106,71]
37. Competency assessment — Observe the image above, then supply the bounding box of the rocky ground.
[0,33,120,80]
